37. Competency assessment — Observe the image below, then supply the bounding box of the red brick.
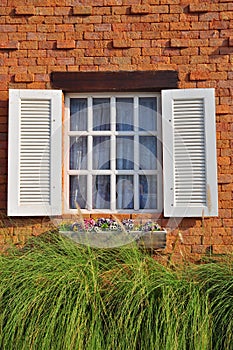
[170,39,188,48]
[170,5,184,14]
[17,24,36,33]
[229,37,233,46]
[94,6,111,15]
[189,4,210,13]
[0,24,16,32]
[130,5,151,14]
[220,12,233,20]
[14,74,34,83]
[37,24,55,32]
[203,236,224,245]
[36,7,54,16]
[20,41,38,50]
[183,236,202,245]
[210,20,230,30]
[199,12,220,22]
[213,245,233,254]
[54,7,71,16]
[218,174,233,184]
[171,56,189,64]
[216,105,231,114]
[95,24,111,31]
[57,40,76,49]
[170,22,191,30]
[221,132,233,140]
[190,4,226,13]
[84,15,102,24]
[73,6,92,15]
[190,70,210,81]
[15,6,35,15]
[222,236,233,245]
[0,41,18,50]
[161,14,179,23]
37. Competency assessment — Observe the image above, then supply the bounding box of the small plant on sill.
[58,218,165,234]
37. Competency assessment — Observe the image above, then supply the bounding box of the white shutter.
[162,88,218,217]
[8,89,62,216]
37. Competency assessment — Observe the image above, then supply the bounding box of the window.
[7,87,218,217]
[64,94,162,213]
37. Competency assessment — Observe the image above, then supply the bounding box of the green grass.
[0,232,232,350]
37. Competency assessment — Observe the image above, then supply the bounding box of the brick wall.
[0,0,232,261]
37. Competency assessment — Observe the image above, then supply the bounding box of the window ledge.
[51,70,178,92]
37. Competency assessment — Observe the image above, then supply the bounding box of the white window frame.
[64,92,163,214]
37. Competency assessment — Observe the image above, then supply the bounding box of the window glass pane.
[93,136,110,170]
[70,136,87,170]
[93,175,110,209]
[116,136,134,170]
[116,175,134,209]
[139,97,157,131]
[139,175,157,209]
[139,136,157,170]
[116,98,134,131]
[93,98,110,131]
[70,98,87,131]
[70,175,87,209]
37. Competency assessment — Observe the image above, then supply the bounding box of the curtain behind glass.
[139,97,157,131]
[70,98,87,131]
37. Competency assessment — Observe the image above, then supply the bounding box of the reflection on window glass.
[139,136,157,170]
[70,137,87,170]
[93,137,110,170]
[116,136,134,170]
[139,175,157,209]
[93,175,110,209]
[139,97,157,131]
[70,175,87,209]
[70,98,87,131]
[93,98,110,130]
[116,98,134,131]
[116,175,134,209]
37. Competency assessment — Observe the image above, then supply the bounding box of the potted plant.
[58,218,167,250]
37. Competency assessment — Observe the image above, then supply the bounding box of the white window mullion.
[134,96,139,172]
[134,174,139,210]
[110,97,116,210]
[87,98,93,210]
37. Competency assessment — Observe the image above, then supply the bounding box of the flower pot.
[137,231,167,250]
[59,230,167,250]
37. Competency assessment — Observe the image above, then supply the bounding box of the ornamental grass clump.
[0,231,232,350]
[189,257,233,350]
